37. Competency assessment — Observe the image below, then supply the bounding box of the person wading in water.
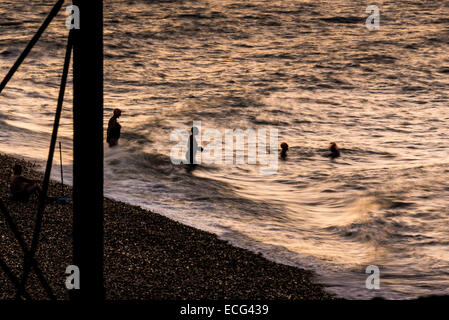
[185,127,203,170]
[107,108,122,147]
[280,142,289,160]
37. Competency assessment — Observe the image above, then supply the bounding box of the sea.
[1,0,448,299]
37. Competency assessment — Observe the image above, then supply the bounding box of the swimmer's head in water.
[113,108,122,117]
[191,127,199,135]
[13,164,22,175]
[280,142,289,151]
[329,142,340,158]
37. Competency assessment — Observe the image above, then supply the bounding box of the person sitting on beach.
[329,142,341,159]
[10,164,41,201]
[280,142,289,159]
[107,108,122,147]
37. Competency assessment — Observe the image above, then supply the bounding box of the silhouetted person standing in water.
[107,108,122,147]
[185,127,203,168]
[329,142,341,159]
[10,164,41,201]
[280,142,289,160]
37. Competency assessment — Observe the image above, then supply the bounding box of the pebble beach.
[0,153,334,300]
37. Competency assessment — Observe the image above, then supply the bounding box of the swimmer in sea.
[329,142,340,159]
[280,142,288,159]
[107,108,122,147]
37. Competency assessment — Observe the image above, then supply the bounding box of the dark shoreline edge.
[0,153,335,300]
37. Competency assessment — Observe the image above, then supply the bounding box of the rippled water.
[1,0,449,299]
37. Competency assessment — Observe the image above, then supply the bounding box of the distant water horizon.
[1,0,448,299]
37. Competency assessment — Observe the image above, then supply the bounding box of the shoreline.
[0,153,335,300]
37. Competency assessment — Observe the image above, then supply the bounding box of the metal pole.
[59,141,64,196]
[71,0,105,300]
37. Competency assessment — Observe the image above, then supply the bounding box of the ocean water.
[1,0,449,299]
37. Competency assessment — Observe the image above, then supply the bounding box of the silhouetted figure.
[185,127,203,168]
[10,164,41,201]
[107,108,122,147]
[280,142,289,159]
[329,142,340,159]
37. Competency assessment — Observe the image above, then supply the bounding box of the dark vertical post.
[71,0,104,300]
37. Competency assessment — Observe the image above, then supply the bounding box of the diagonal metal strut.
[16,30,74,300]
[0,0,69,300]
[0,200,55,300]
[0,0,65,95]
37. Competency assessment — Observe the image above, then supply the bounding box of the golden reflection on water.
[1,0,448,298]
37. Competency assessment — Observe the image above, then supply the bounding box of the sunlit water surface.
[1,0,448,299]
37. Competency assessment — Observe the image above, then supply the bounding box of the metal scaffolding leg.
[71,0,105,301]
